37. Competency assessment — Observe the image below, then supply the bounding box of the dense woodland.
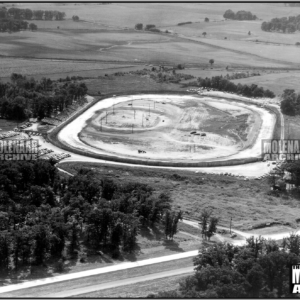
[261,15,300,33]
[0,6,66,32]
[280,89,300,115]
[150,235,300,298]
[190,75,275,98]
[223,10,257,20]
[0,161,180,272]
[0,74,88,120]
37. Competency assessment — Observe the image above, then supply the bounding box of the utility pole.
[134,109,136,119]
[132,124,133,134]
[230,217,232,235]
[100,118,102,131]
[142,114,144,127]
[154,100,155,109]
[149,103,150,116]
[106,111,107,123]
[113,104,115,115]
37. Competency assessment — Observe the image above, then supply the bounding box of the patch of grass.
[0,119,19,131]
[77,274,190,298]
[84,74,183,96]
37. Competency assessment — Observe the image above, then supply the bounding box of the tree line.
[0,162,180,271]
[189,75,275,98]
[0,74,88,120]
[134,23,161,33]
[223,10,257,20]
[0,7,66,21]
[149,234,300,298]
[0,6,66,32]
[280,89,300,116]
[261,15,300,33]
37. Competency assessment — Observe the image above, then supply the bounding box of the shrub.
[145,24,156,31]
[55,259,65,273]
[111,249,120,259]
[148,28,160,33]
[79,252,87,263]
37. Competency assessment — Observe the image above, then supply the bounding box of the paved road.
[0,251,198,295]
[45,266,194,297]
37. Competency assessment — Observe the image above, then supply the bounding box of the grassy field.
[0,58,141,82]
[232,71,300,96]
[8,3,298,28]
[76,274,189,298]
[1,4,299,69]
[84,74,183,95]
[0,119,19,131]
[285,115,300,139]
[59,162,300,231]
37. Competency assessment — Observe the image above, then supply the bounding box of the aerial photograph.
[0,1,300,298]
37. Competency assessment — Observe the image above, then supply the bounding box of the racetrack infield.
[49,92,277,168]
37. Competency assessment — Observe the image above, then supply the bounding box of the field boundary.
[48,92,278,168]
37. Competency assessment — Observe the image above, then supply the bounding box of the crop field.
[8,3,296,28]
[1,3,299,69]
[0,58,140,82]
[232,71,300,95]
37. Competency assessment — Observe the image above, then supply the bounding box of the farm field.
[0,3,298,69]
[232,71,300,95]
[0,58,140,82]
[7,3,297,28]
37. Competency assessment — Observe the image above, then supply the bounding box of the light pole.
[106,111,108,123]
[134,109,136,119]
[230,217,232,235]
